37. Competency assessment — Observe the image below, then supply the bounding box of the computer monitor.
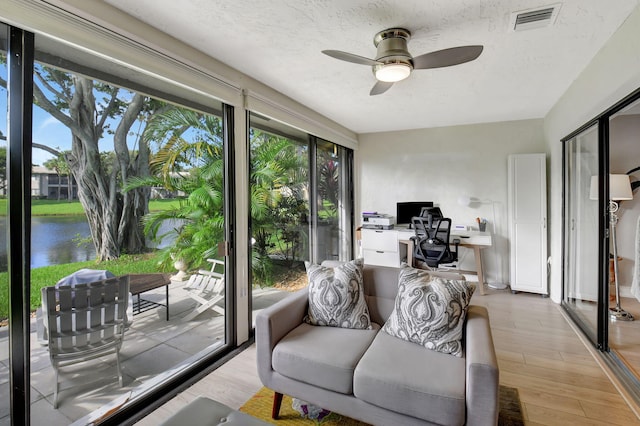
[396,201,434,226]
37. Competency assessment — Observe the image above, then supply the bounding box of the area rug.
[240,385,524,425]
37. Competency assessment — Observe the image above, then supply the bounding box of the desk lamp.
[457,196,507,290]
[590,174,634,321]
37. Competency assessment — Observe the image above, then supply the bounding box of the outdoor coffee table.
[127,273,172,321]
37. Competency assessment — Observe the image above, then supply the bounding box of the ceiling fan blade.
[322,50,381,66]
[370,81,394,96]
[412,45,484,70]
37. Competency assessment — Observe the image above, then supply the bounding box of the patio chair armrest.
[256,288,308,380]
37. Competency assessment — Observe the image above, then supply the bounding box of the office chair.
[411,216,460,269]
[419,206,443,228]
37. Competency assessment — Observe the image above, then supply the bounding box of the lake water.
[0,216,177,272]
[30,216,95,269]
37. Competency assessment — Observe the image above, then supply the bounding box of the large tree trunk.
[34,76,150,261]
[113,91,150,256]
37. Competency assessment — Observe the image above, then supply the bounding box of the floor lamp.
[592,174,634,321]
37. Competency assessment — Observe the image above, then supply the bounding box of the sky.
[1,64,72,166]
[30,110,72,166]
[1,57,212,170]
[0,64,142,168]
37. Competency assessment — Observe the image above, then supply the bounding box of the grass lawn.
[0,198,183,321]
[0,198,181,216]
[0,252,171,321]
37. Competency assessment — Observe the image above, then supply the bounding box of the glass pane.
[563,123,600,339]
[29,34,228,421]
[608,98,640,370]
[248,115,354,326]
[315,139,351,262]
[249,113,310,317]
[0,22,8,425]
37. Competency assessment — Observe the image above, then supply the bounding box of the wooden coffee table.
[127,273,172,321]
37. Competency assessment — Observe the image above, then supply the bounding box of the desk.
[361,227,492,295]
[127,273,172,320]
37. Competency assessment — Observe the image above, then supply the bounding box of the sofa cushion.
[353,330,466,426]
[304,259,372,329]
[272,322,379,394]
[160,397,268,426]
[382,266,474,357]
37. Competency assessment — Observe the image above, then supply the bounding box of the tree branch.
[32,79,77,132]
[96,88,120,131]
[32,143,62,157]
[34,69,67,105]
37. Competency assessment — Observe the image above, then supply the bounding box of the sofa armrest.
[465,305,499,426]
[255,288,309,384]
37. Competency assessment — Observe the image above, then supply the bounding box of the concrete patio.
[0,279,291,425]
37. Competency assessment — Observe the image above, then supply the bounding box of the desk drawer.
[363,249,399,267]
[361,229,398,251]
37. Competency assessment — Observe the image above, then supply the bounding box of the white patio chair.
[182,259,225,321]
[41,275,130,408]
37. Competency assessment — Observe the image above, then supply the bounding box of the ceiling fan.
[322,28,483,96]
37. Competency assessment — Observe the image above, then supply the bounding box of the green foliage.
[251,249,274,286]
[269,196,308,262]
[0,199,179,216]
[126,109,320,285]
[249,129,310,270]
[127,106,225,270]
[43,152,70,176]
[30,199,87,216]
[317,149,340,220]
[0,147,6,194]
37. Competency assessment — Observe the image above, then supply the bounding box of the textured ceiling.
[104,0,639,134]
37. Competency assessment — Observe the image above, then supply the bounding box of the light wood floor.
[563,293,640,380]
[138,289,640,425]
[608,296,640,378]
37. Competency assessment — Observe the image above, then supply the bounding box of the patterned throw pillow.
[304,259,372,330]
[382,266,475,357]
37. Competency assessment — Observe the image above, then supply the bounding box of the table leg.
[473,246,485,296]
[136,294,141,314]
[398,239,414,267]
[165,283,169,321]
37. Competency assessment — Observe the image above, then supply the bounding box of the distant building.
[30,167,184,200]
[31,166,78,199]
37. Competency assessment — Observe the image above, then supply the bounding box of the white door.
[508,154,548,294]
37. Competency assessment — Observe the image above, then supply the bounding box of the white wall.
[544,4,640,303]
[356,118,546,286]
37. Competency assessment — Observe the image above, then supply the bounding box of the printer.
[362,213,396,229]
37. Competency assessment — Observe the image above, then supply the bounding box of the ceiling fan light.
[375,63,411,82]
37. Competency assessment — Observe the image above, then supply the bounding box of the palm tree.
[125,107,225,270]
[249,130,309,269]
[127,108,310,284]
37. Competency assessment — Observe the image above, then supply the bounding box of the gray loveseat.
[256,264,499,426]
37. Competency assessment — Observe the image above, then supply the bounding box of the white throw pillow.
[382,265,475,357]
[304,259,372,330]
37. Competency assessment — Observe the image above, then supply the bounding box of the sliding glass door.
[248,114,354,322]
[313,139,353,263]
[248,114,311,290]
[563,88,640,398]
[0,22,9,423]
[562,123,602,344]
[2,23,236,424]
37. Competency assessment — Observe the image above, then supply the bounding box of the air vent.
[509,4,561,32]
